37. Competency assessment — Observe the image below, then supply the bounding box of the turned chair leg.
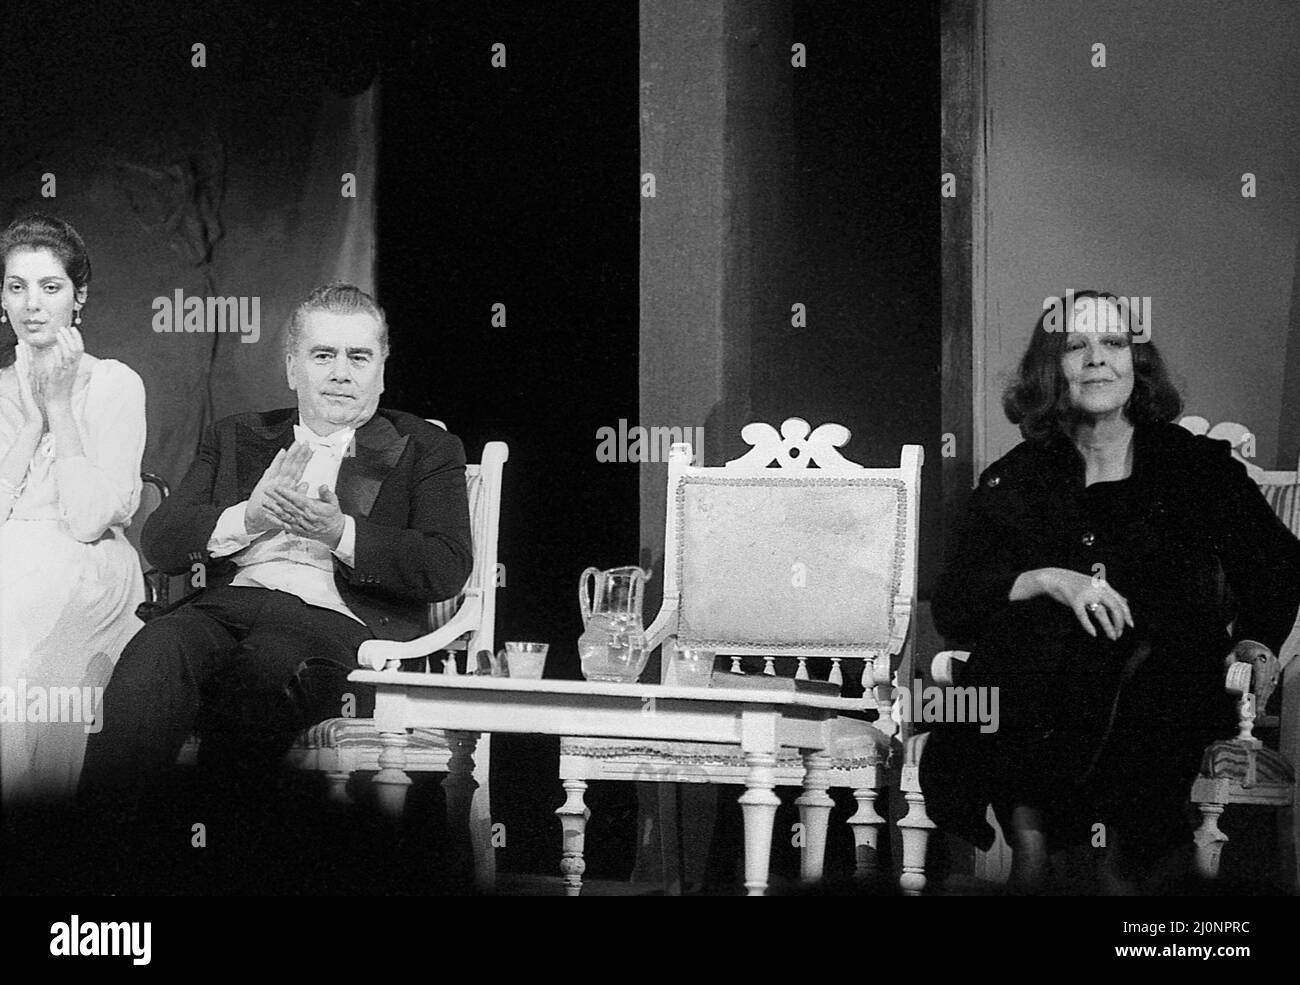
[325,770,352,805]
[1193,801,1228,879]
[657,780,685,896]
[898,734,935,895]
[739,752,781,896]
[372,729,412,819]
[468,734,496,891]
[847,784,887,880]
[795,751,834,883]
[444,731,482,887]
[556,778,591,897]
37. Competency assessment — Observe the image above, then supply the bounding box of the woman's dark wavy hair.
[0,213,92,370]
[1003,289,1182,443]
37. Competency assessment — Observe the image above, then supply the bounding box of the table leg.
[373,728,412,818]
[739,751,780,896]
[445,730,481,887]
[795,750,833,883]
[556,778,590,897]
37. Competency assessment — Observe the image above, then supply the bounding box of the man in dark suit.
[79,284,472,850]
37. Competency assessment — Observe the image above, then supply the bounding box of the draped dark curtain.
[0,1,378,507]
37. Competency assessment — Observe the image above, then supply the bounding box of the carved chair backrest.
[657,418,922,705]
[1178,416,1300,530]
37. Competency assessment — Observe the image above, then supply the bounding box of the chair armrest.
[136,589,203,623]
[138,472,172,607]
[357,595,483,670]
[1223,660,1261,743]
[931,650,971,687]
[1224,661,1252,697]
[141,566,170,607]
[889,592,914,658]
[1227,643,1280,708]
[644,601,677,656]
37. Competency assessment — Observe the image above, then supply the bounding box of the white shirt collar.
[294,420,355,456]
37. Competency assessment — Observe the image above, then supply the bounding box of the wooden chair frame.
[558,418,923,893]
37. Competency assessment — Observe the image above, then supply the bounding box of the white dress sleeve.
[53,360,147,542]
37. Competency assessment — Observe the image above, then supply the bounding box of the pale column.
[635,0,793,891]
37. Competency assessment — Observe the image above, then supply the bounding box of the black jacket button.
[1081,531,1095,547]
[986,475,1000,488]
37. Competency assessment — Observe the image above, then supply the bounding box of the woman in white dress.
[0,214,146,803]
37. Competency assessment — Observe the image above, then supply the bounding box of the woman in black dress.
[922,291,1300,892]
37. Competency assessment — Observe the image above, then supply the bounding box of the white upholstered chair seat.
[1198,740,1295,788]
[294,720,456,767]
[287,722,470,816]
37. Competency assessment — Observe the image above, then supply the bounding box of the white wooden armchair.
[899,417,1300,894]
[171,429,509,887]
[1191,650,1296,886]
[557,418,923,894]
[1178,417,1299,889]
[289,436,508,887]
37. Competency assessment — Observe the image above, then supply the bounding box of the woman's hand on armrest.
[1009,567,1134,641]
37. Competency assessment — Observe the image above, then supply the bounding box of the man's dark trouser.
[79,587,375,859]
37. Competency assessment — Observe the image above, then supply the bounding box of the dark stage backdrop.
[376,4,641,879]
[0,0,380,507]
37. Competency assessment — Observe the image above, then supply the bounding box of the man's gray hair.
[283,283,389,359]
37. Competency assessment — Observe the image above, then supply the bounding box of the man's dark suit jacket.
[142,407,474,642]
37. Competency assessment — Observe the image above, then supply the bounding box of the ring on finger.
[1086,602,1100,613]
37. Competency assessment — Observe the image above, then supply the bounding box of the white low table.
[347,670,866,896]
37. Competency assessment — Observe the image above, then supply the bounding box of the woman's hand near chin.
[1010,566,1134,641]
[33,327,87,462]
[35,325,84,410]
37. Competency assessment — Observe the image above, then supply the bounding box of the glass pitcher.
[578,565,651,682]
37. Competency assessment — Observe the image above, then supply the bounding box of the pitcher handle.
[631,567,650,617]
[579,567,601,626]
